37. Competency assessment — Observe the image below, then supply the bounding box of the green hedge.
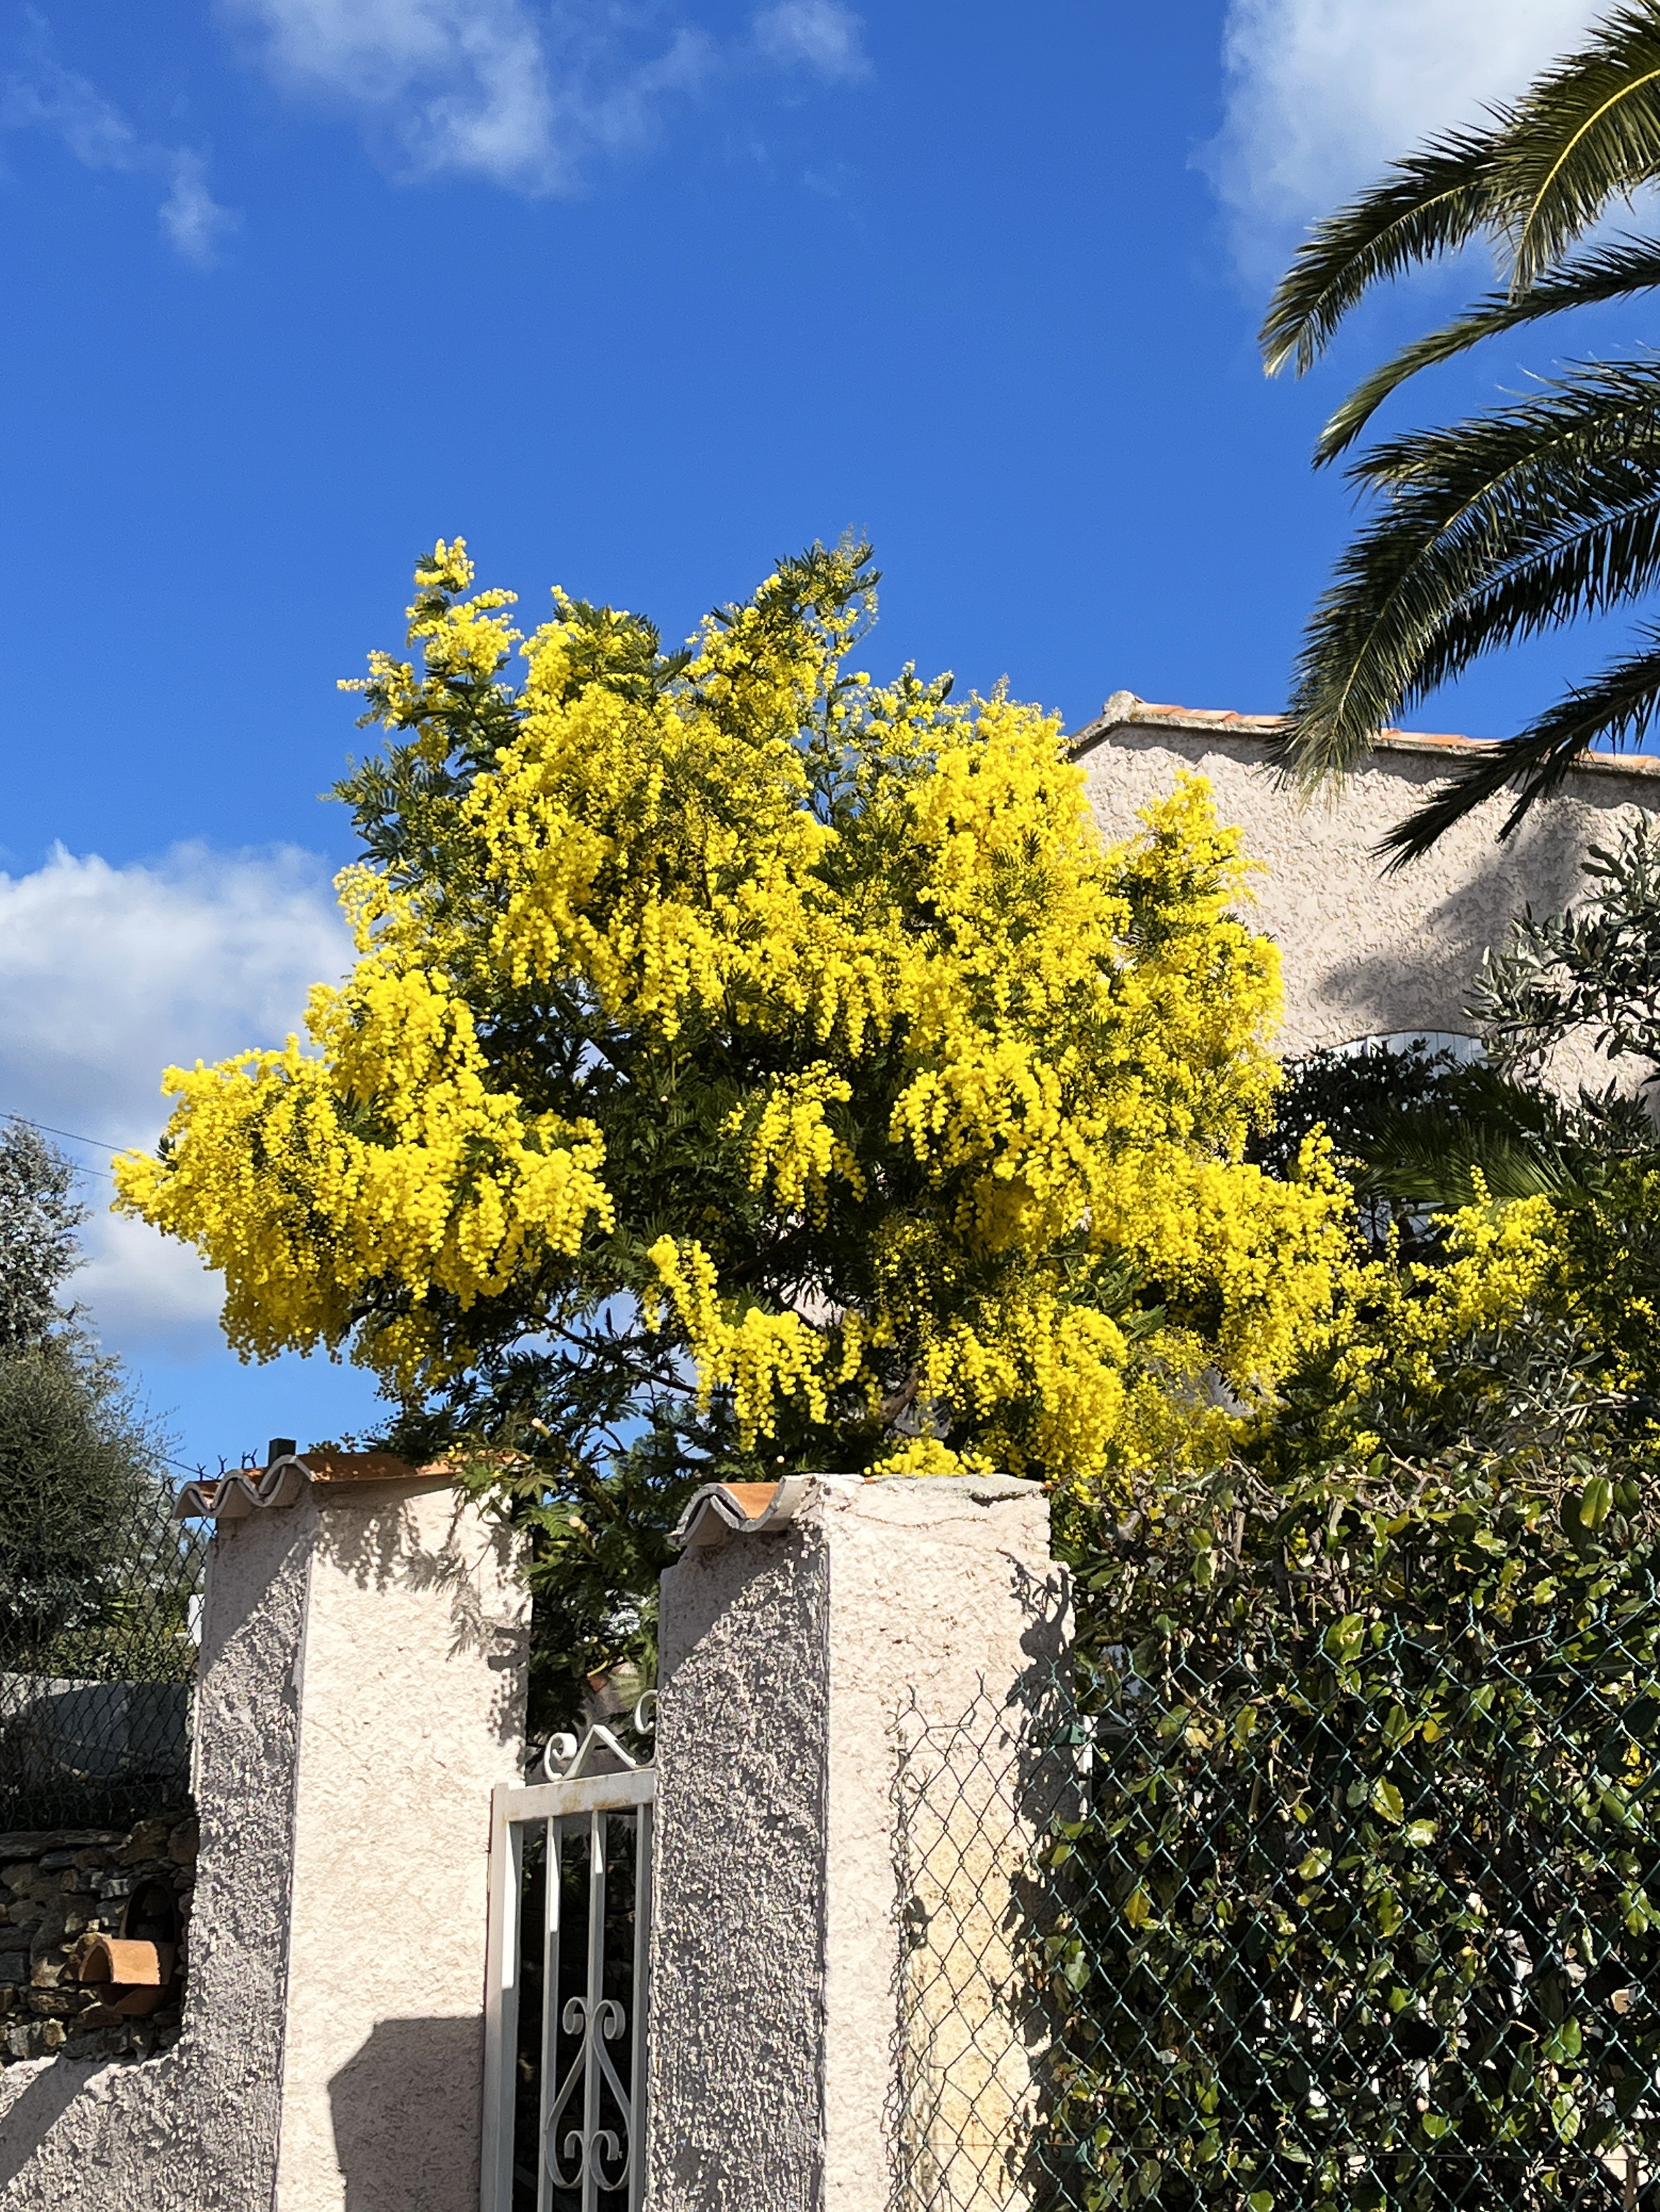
[1043,1456,1660,2210]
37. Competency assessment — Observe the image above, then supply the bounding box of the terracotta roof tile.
[175,1449,463,1522]
[673,1476,820,1548]
[75,1935,173,1988]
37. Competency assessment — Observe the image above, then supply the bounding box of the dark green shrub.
[1046,1445,1660,2209]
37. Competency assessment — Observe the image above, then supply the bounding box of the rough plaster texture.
[275,1478,528,2212]
[0,1474,528,2212]
[1077,716,1659,1079]
[646,1474,1065,2212]
[648,1515,829,2212]
[0,1484,313,2208]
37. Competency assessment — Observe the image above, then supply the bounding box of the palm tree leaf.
[1269,4,1660,862]
[1363,1125,1576,1207]
[1260,126,1505,377]
[1315,235,1660,464]
[1377,626,1660,867]
[1274,361,1660,786]
[1356,1069,1583,1207]
[1498,1,1660,288]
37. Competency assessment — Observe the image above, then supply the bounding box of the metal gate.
[481,1710,655,2212]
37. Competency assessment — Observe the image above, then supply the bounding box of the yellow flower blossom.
[117,539,1371,1485]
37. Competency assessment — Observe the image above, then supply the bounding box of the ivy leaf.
[1326,1613,1366,1662]
[1580,1476,1615,1529]
[1371,1777,1405,1823]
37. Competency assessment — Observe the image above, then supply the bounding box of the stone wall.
[0,1814,195,2069]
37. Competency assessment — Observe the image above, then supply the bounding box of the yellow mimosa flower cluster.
[115,539,1385,1487]
[1313,1190,1567,1455]
[115,955,611,1387]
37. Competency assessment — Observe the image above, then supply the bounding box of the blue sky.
[0,0,1618,1468]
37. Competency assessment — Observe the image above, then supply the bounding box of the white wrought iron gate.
[481,1717,655,2212]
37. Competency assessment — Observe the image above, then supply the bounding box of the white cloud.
[159,149,241,266]
[226,0,869,194]
[752,0,868,83]
[1211,0,1603,258]
[1,32,237,265]
[227,0,715,192]
[0,844,352,1357]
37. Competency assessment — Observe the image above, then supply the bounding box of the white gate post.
[0,1451,528,2212]
[643,1472,1066,2212]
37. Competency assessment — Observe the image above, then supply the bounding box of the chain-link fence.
[0,1479,203,1833]
[894,1598,1660,2211]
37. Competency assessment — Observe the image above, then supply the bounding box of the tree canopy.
[0,1124,169,1654]
[116,539,1360,1516]
[0,1124,86,1353]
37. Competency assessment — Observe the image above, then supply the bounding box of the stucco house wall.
[1075,695,1660,1076]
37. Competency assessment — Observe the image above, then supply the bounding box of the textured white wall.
[0,1486,313,2209]
[274,1480,528,2212]
[0,1471,528,2212]
[646,1473,1066,2212]
[1078,713,1660,1076]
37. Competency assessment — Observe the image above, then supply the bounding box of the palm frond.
[1498,0,1660,288]
[1399,487,1660,701]
[1357,1067,1582,1208]
[1315,236,1660,464]
[1260,126,1505,377]
[1363,1123,1577,1208]
[1274,361,1660,787]
[1377,627,1660,867]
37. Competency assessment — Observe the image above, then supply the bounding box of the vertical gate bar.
[628,1797,652,2212]
[581,1810,607,2212]
[479,1788,523,2212]
[536,1816,562,2212]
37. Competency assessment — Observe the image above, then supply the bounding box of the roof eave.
[1071,697,1660,786]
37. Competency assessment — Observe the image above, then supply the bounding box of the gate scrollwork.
[544,1992,635,2192]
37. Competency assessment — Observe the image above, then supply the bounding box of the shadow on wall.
[1079,723,1653,1054]
[318,1501,526,1752]
[1322,813,1643,1097]
[1320,815,1586,1027]
[0,2061,101,2192]
[329,2014,483,2212]
[1294,761,1653,1047]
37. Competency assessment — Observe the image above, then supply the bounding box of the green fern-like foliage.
[1263,1,1660,861]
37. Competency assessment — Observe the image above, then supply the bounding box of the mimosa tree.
[116,540,1355,1699]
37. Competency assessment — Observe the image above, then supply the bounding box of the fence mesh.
[894,1604,1660,2212]
[0,1477,203,1834]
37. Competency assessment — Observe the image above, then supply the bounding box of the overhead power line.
[156,1451,212,1480]
[3,1111,122,1154]
[1,1111,125,1181]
